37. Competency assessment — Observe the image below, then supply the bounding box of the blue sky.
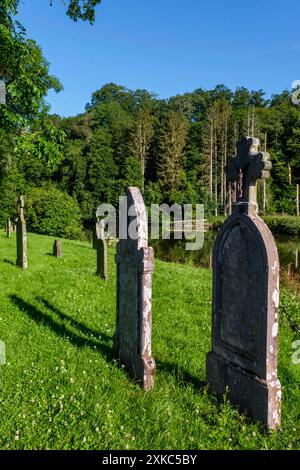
[18,0,300,117]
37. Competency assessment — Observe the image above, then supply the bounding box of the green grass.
[0,231,299,450]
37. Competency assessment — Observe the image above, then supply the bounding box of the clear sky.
[17,0,300,117]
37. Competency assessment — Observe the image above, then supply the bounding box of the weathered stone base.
[115,350,155,392]
[206,352,281,430]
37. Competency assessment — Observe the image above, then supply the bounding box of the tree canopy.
[0,0,299,234]
[2,80,300,230]
[52,0,102,23]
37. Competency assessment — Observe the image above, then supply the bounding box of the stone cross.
[96,219,108,280]
[226,136,272,214]
[53,240,62,258]
[6,218,13,238]
[16,195,28,269]
[114,187,155,391]
[18,195,25,219]
[206,136,281,430]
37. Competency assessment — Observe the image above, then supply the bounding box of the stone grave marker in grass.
[206,136,281,430]
[16,195,28,270]
[53,240,63,258]
[114,187,155,391]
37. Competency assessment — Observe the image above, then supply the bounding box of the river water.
[86,228,300,274]
[150,233,300,274]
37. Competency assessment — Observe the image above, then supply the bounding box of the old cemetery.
[0,140,299,450]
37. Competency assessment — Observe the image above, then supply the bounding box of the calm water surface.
[86,229,300,274]
[150,233,300,274]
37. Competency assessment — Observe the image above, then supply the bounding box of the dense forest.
[1,1,300,238]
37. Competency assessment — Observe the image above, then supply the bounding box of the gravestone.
[114,187,155,391]
[206,136,281,430]
[93,219,101,249]
[53,240,62,258]
[6,218,13,238]
[16,196,28,269]
[96,220,108,280]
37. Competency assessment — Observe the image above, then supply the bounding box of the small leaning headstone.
[206,136,281,430]
[53,240,62,258]
[114,187,155,391]
[96,220,108,280]
[16,196,28,269]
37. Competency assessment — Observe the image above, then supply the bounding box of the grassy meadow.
[0,231,299,450]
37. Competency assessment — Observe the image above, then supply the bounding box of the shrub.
[25,186,83,240]
[208,216,225,230]
[0,171,25,227]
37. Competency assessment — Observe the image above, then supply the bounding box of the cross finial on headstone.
[18,195,25,216]
[18,195,25,222]
[18,195,25,209]
[226,136,272,212]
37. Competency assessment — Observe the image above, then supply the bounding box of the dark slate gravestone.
[114,187,155,391]
[96,220,108,280]
[53,240,62,258]
[16,196,28,269]
[206,137,281,430]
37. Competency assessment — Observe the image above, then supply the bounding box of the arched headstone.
[16,196,28,269]
[206,137,281,429]
[114,187,155,390]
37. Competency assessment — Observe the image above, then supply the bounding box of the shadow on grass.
[8,295,206,391]
[3,259,15,266]
[9,294,112,359]
[36,296,110,342]
[157,359,206,391]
